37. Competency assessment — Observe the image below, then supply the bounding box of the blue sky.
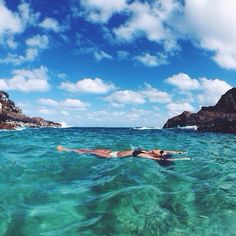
[0,0,235,127]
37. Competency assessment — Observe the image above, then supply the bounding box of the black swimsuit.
[132,148,171,159]
[132,147,143,157]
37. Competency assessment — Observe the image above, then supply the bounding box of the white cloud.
[78,0,181,66]
[104,84,171,106]
[166,102,195,116]
[166,73,200,91]
[0,1,23,35]
[18,2,39,26]
[183,0,236,69]
[142,83,171,103]
[166,72,232,106]
[114,2,163,42]
[6,36,18,49]
[0,51,36,65]
[39,17,60,32]
[134,52,168,67]
[80,46,113,62]
[197,78,232,105]
[61,110,69,116]
[80,0,127,23]
[61,98,89,109]
[60,77,115,94]
[39,109,54,115]
[0,1,38,39]
[0,34,49,65]
[85,108,163,127]
[38,98,58,106]
[104,90,145,105]
[0,66,50,92]
[38,98,90,111]
[94,50,113,61]
[26,35,49,49]
[79,0,236,70]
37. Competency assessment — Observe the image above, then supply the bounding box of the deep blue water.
[0,127,236,236]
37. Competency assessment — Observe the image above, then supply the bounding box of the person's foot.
[57,145,64,151]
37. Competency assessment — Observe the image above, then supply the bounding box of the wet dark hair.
[156,159,174,167]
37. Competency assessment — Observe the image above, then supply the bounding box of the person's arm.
[136,153,190,161]
[136,153,159,160]
[165,150,186,154]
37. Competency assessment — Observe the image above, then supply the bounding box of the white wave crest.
[59,122,73,128]
[133,126,161,130]
[177,125,198,130]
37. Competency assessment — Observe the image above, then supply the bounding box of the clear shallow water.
[0,128,236,236]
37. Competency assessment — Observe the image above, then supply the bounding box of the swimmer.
[57,145,189,161]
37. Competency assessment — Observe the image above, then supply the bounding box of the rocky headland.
[163,88,236,133]
[0,91,61,129]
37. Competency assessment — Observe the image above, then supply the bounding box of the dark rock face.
[163,88,236,133]
[0,91,61,129]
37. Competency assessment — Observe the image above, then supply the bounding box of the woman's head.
[151,149,168,156]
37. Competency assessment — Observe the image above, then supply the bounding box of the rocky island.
[0,91,61,129]
[163,88,236,133]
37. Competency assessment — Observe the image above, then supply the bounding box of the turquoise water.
[0,127,236,236]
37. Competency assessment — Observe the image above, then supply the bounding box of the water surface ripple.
[0,128,235,235]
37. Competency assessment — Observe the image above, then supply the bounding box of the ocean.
[0,127,235,235]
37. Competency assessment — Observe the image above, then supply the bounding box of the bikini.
[111,148,170,158]
[132,148,170,159]
[132,147,143,156]
[110,148,143,158]
[110,151,119,158]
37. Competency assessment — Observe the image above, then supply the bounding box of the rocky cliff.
[163,88,236,133]
[0,91,61,129]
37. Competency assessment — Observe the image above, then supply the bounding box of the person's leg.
[57,145,112,157]
[90,149,112,158]
[57,145,92,153]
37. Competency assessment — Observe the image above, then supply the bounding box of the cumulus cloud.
[104,90,145,106]
[0,66,50,92]
[166,72,232,106]
[142,83,171,103]
[79,0,180,64]
[79,0,236,69]
[38,97,89,110]
[0,1,24,35]
[113,1,179,47]
[166,102,195,116]
[26,35,49,49]
[134,53,168,67]
[0,34,49,65]
[60,77,116,94]
[183,0,236,69]
[197,78,232,105]
[38,98,58,106]
[87,109,142,122]
[0,1,38,40]
[166,73,200,91]
[61,98,89,109]
[39,17,60,32]
[104,84,171,106]
[80,0,127,23]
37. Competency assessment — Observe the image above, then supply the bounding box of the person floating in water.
[57,145,189,161]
